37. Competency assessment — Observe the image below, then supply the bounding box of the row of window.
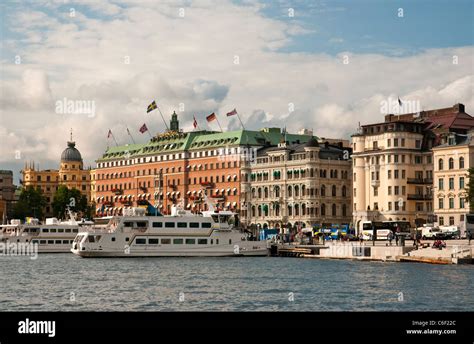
[31,239,74,245]
[123,221,212,229]
[438,177,465,190]
[250,203,349,217]
[438,197,466,209]
[133,237,230,245]
[438,157,465,170]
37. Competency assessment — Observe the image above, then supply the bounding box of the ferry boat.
[0,210,93,253]
[71,199,269,258]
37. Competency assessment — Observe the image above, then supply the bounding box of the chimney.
[454,103,465,113]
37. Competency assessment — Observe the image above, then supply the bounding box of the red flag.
[226,108,237,117]
[107,129,112,138]
[206,113,216,122]
[139,123,148,134]
[193,116,198,128]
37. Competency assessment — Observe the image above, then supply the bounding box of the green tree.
[467,168,474,212]
[52,185,90,219]
[12,186,47,221]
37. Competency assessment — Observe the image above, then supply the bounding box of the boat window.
[229,239,232,244]
[40,240,46,244]
[198,239,207,245]
[135,238,146,245]
[177,222,187,228]
[73,228,78,233]
[211,239,214,244]
[149,238,159,244]
[55,240,62,244]
[125,237,130,242]
[216,239,219,245]
[189,222,199,228]
[135,222,148,228]
[62,240,69,244]
[161,238,171,244]
[111,237,116,242]
[88,236,95,243]
[65,228,71,233]
[32,240,39,244]
[58,228,64,233]
[43,228,49,233]
[48,240,54,244]
[201,222,211,228]
[152,222,163,228]
[50,228,57,233]
[124,222,134,227]
[165,222,175,228]
[173,238,183,244]
[185,238,195,245]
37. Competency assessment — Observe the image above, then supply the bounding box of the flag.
[398,98,403,107]
[206,112,216,122]
[107,129,112,138]
[126,127,131,135]
[147,100,157,113]
[139,123,148,133]
[226,108,237,117]
[193,116,198,128]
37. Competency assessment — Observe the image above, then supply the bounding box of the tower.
[170,111,179,132]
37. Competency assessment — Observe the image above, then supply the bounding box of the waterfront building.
[93,113,313,216]
[432,130,474,232]
[21,136,92,217]
[352,103,474,231]
[240,137,352,232]
[0,170,17,221]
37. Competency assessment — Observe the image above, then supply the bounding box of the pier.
[271,241,473,264]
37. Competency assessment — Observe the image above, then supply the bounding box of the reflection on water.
[0,255,473,311]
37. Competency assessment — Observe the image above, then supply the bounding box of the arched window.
[332,185,337,197]
[274,186,280,198]
[449,157,454,170]
[321,204,326,216]
[251,206,256,217]
[342,186,347,197]
[321,185,326,197]
[301,185,306,196]
[332,204,337,216]
[294,185,299,197]
[294,204,299,216]
[302,203,306,216]
[342,204,347,217]
[438,158,444,170]
[251,188,256,198]
[264,187,269,198]
[288,205,293,216]
[258,188,262,198]
[257,205,262,217]
[287,186,292,197]
[460,157,465,169]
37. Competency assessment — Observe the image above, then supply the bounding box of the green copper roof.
[97,128,316,162]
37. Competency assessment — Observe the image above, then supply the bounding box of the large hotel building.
[352,103,474,231]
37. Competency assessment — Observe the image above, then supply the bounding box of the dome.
[305,136,319,148]
[61,141,82,162]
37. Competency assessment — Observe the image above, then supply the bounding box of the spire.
[70,128,73,142]
[170,111,179,131]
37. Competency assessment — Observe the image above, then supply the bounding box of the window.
[388,170,392,179]
[185,238,196,245]
[394,170,399,179]
[161,238,171,244]
[198,239,207,245]
[135,238,146,244]
[148,238,159,244]
[460,177,465,189]
[438,178,444,190]
[449,178,454,190]
[177,222,187,228]
[173,238,183,244]
[189,222,199,228]
[449,198,454,209]
[439,217,444,226]
[438,159,444,170]
[460,198,466,208]
[153,222,163,228]
[202,222,212,228]
[460,157,465,169]
[449,158,454,170]
[388,186,392,195]
[449,216,455,226]
[438,198,444,209]
[165,222,175,228]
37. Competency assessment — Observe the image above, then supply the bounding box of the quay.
[270,241,474,264]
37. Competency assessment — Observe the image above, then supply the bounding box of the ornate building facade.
[240,137,352,231]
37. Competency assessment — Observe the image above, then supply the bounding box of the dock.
[271,242,473,264]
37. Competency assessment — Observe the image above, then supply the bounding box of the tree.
[52,185,91,219]
[12,186,47,221]
[467,168,474,213]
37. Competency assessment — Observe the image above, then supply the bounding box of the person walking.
[387,231,393,246]
[467,231,472,245]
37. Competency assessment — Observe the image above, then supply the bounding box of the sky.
[0,0,473,184]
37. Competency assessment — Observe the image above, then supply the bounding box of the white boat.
[71,200,269,258]
[0,210,93,253]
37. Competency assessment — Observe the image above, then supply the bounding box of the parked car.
[418,226,447,240]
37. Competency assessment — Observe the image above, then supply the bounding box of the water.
[0,255,473,311]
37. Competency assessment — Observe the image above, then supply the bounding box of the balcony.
[364,146,384,152]
[407,178,433,185]
[371,180,380,187]
[407,194,433,201]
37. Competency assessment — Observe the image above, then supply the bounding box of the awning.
[171,192,175,196]
[226,188,231,192]
[186,204,191,209]
[187,191,192,195]
[192,204,196,208]
[198,190,202,194]
[176,191,180,196]
[221,188,225,193]
[214,188,219,193]
[225,202,231,207]
[232,202,237,207]
[232,187,237,192]
[166,192,171,196]
[192,191,196,195]
[233,174,237,179]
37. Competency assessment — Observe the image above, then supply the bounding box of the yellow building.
[432,131,474,234]
[22,137,91,217]
[352,104,474,232]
